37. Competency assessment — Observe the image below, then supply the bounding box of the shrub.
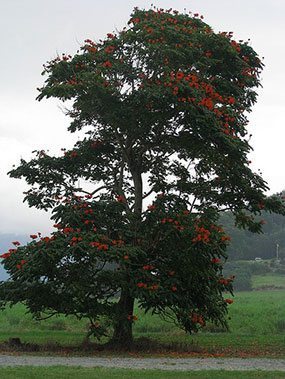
[249,262,271,275]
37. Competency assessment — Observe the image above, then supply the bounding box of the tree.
[0,6,283,348]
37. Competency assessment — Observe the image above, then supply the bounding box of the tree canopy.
[1,6,284,348]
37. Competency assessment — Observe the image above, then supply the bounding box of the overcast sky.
[0,0,284,235]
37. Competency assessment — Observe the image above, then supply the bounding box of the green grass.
[252,274,285,289]
[0,275,285,356]
[135,289,285,354]
[0,367,285,379]
[0,304,87,345]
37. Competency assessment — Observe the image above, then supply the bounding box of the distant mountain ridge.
[220,211,285,261]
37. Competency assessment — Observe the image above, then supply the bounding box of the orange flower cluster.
[0,252,10,259]
[60,53,72,61]
[130,17,140,24]
[64,150,78,158]
[218,276,234,285]
[105,45,115,54]
[41,236,52,243]
[231,40,241,53]
[0,249,16,259]
[71,236,83,246]
[210,224,223,232]
[62,227,74,234]
[127,314,138,321]
[102,61,112,68]
[111,239,125,246]
[142,264,154,270]
[16,259,27,270]
[210,226,231,243]
[161,218,184,231]
[75,63,85,70]
[147,36,165,45]
[192,226,210,243]
[166,68,237,122]
[90,139,103,149]
[84,39,97,53]
[242,67,257,78]
[67,77,79,86]
[90,241,108,251]
[83,209,93,215]
[137,282,147,288]
[137,281,159,291]
[211,257,221,264]
[149,284,159,291]
[199,97,214,110]
[227,96,235,105]
[116,195,125,203]
[191,313,205,326]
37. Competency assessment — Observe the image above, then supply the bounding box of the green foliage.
[1,6,284,345]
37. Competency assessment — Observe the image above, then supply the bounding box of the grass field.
[0,367,285,379]
[252,273,285,289]
[0,274,284,356]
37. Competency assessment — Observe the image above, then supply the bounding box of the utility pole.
[276,243,280,262]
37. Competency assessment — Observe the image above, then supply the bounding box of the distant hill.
[0,233,28,281]
[220,211,285,261]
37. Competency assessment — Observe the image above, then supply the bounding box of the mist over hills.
[221,211,285,261]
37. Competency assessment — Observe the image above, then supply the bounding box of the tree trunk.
[110,288,135,349]
[108,157,141,349]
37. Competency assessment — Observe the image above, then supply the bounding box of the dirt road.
[0,355,285,371]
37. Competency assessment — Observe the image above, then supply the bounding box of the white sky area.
[0,0,284,235]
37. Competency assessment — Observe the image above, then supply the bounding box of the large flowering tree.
[0,7,283,348]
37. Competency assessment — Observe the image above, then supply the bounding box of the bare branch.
[143,187,155,199]
[190,196,197,213]
[76,185,108,197]
[35,312,58,321]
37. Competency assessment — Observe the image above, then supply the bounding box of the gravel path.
[0,355,285,371]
